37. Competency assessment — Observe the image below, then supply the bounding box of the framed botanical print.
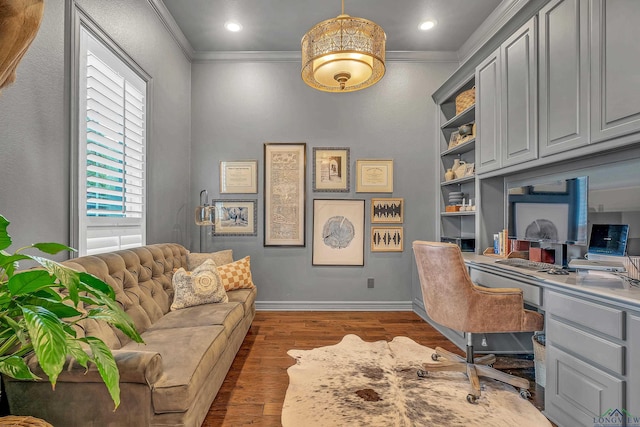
[220,160,258,194]
[312,199,364,266]
[312,147,350,192]
[212,200,257,236]
[355,159,393,193]
[264,143,306,246]
[371,226,403,252]
[371,198,404,223]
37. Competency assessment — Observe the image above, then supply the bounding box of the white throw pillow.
[171,259,229,310]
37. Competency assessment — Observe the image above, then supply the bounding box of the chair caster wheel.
[466,394,478,404]
[431,353,440,361]
[417,370,428,378]
[519,389,531,399]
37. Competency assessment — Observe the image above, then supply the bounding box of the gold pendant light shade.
[301,5,386,93]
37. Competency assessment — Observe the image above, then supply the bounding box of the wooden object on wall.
[0,0,45,93]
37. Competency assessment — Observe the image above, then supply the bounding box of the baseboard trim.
[256,301,413,311]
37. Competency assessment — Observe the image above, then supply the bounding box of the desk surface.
[462,253,640,310]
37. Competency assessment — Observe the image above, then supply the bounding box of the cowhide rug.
[282,334,552,427]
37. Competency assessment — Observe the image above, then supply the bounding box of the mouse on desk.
[547,268,569,275]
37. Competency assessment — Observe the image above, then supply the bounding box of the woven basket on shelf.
[0,416,54,427]
[455,86,475,115]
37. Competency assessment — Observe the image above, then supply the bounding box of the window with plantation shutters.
[77,26,148,256]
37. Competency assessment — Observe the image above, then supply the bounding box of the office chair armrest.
[468,285,527,333]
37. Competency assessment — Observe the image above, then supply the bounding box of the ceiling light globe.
[419,20,436,31]
[224,21,242,32]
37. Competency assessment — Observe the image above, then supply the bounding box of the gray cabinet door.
[501,17,538,167]
[539,0,590,156]
[546,343,624,427]
[630,314,640,416]
[476,49,501,173]
[591,0,640,143]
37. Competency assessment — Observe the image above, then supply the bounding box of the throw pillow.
[187,249,234,270]
[217,256,255,291]
[171,259,229,310]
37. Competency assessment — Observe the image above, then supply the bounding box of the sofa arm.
[26,350,164,386]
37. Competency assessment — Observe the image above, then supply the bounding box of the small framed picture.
[464,162,475,177]
[212,200,257,236]
[448,131,461,149]
[313,199,365,266]
[371,198,404,223]
[355,159,393,193]
[371,226,403,252]
[220,160,258,194]
[313,147,350,192]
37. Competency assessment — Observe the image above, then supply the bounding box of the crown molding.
[147,0,195,60]
[456,0,527,64]
[191,50,458,64]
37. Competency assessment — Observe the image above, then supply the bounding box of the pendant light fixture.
[301,0,386,93]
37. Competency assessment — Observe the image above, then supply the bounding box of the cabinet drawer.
[546,344,624,427]
[547,317,624,375]
[546,291,624,339]
[470,269,542,306]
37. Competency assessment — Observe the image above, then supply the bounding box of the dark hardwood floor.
[202,311,546,426]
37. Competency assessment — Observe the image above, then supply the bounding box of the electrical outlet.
[367,278,374,288]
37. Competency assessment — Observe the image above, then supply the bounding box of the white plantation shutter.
[78,27,147,256]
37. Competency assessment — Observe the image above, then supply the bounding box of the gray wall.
[191,59,457,307]
[0,0,192,254]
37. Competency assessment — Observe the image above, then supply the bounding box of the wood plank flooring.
[201,311,546,426]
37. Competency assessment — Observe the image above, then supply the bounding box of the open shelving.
[436,76,477,251]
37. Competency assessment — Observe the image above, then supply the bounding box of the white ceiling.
[161,0,503,53]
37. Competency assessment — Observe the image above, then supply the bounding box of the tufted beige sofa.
[5,243,256,427]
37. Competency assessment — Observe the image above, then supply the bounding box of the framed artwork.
[371,226,404,252]
[312,199,364,266]
[371,198,404,223]
[514,203,569,242]
[355,159,393,193]
[220,160,258,194]
[312,147,350,192]
[212,200,257,236]
[264,143,306,246]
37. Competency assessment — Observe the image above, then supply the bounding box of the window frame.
[69,5,152,256]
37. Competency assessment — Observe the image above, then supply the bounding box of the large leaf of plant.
[31,257,80,305]
[78,272,115,299]
[21,306,68,387]
[84,336,120,409]
[32,243,76,255]
[0,355,39,380]
[0,215,11,251]
[86,305,143,343]
[8,270,54,295]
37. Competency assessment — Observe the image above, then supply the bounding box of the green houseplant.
[0,214,143,409]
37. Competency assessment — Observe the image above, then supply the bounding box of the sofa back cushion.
[63,243,187,349]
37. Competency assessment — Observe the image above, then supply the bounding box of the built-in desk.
[460,254,640,427]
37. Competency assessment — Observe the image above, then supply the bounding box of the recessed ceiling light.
[419,20,437,31]
[224,21,243,32]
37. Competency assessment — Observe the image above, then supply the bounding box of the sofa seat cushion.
[148,302,244,338]
[227,288,257,315]
[121,325,227,413]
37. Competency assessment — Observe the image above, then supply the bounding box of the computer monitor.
[588,224,630,256]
